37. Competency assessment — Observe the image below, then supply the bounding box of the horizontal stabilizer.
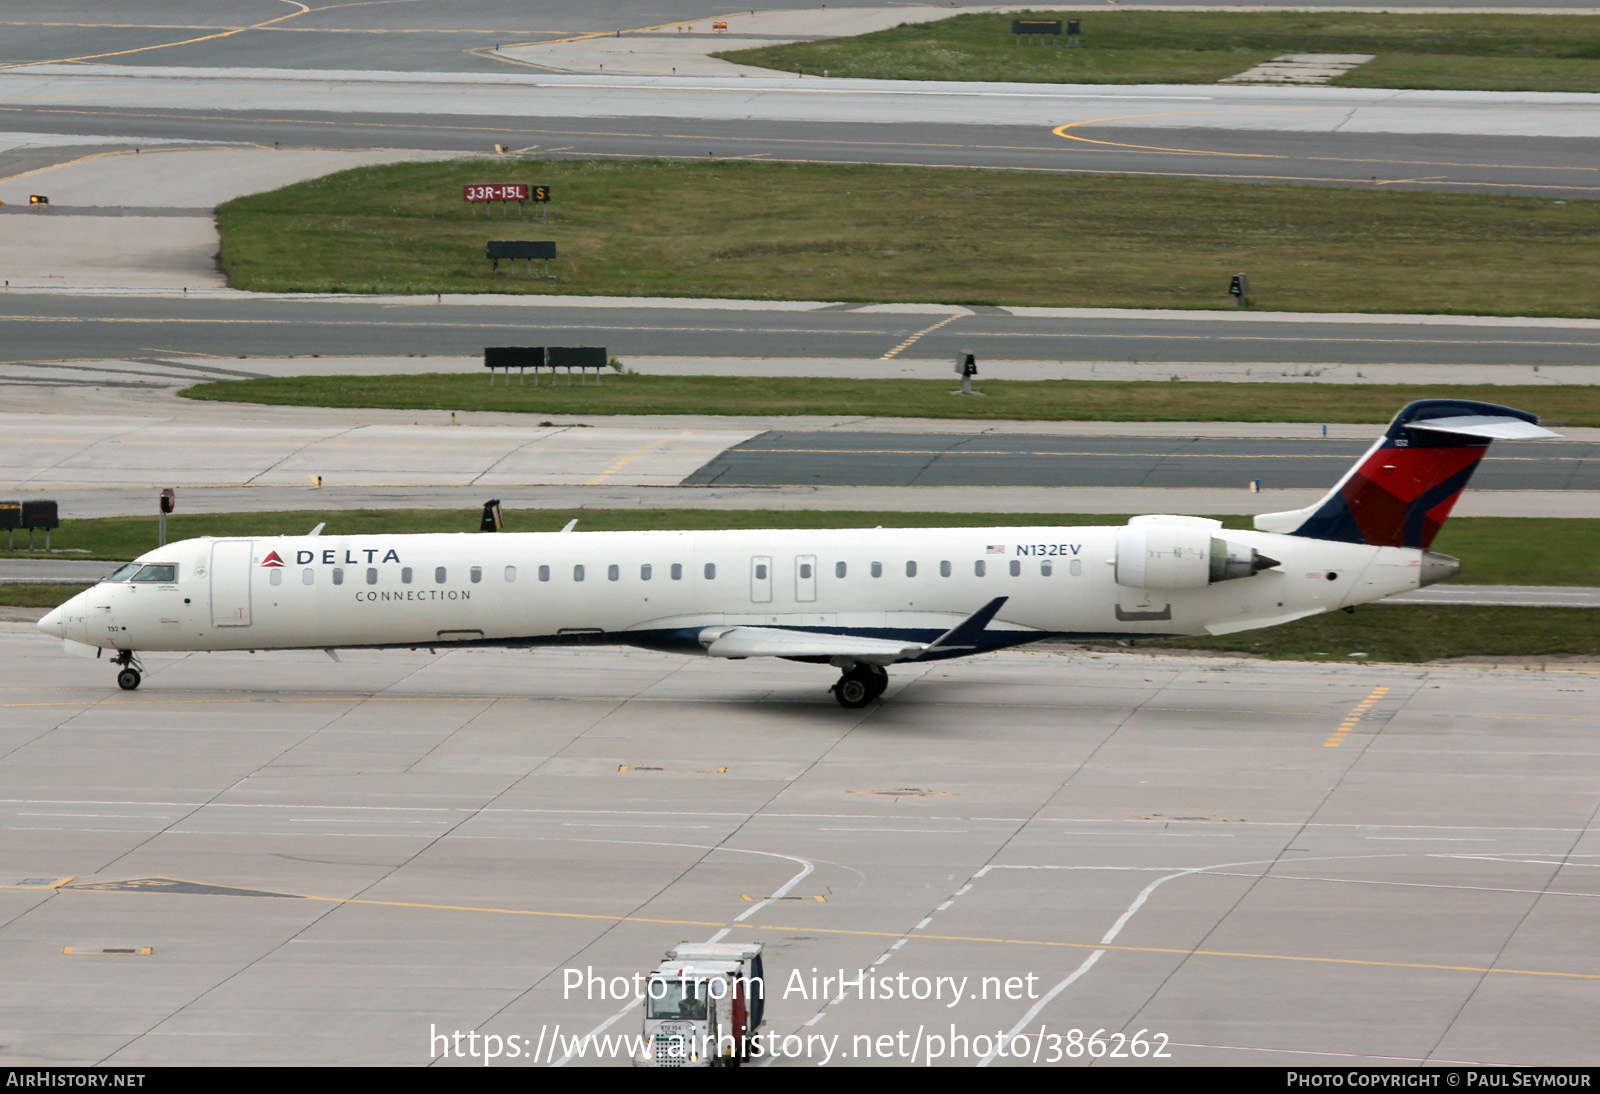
[1405,414,1560,441]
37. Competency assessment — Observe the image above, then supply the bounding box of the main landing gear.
[113,650,143,691]
[831,663,888,709]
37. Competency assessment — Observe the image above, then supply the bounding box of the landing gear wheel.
[832,664,888,709]
[113,651,143,691]
[834,675,870,708]
[863,665,888,700]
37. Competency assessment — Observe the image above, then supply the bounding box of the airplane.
[37,399,1557,708]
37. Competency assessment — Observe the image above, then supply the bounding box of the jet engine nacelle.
[1114,519,1278,590]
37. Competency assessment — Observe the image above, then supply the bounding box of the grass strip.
[215,160,1600,316]
[179,374,1600,427]
[718,11,1600,92]
[2,510,1593,587]
[0,583,91,608]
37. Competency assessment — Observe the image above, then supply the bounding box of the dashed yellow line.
[1324,685,1390,748]
[880,314,962,360]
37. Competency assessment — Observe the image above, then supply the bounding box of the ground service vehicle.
[635,942,765,1067]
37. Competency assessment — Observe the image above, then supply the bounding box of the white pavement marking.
[1223,54,1377,85]
[554,845,815,1067]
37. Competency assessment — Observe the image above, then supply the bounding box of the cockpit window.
[104,563,140,582]
[646,980,710,1021]
[130,564,178,583]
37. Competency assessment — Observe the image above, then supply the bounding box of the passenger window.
[608,564,619,582]
[940,561,951,577]
[1041,560,1053,576]
[302,568,315,585]
[906,561,917,578]
[367,567,378,585]
[974,560,986,577]
[871,562,882,578]
[402,567,413,584]
[539,565,550,582]
[641,564,652,581]
[1010,560,1021,577]
[471,566,482,584]
[270,569,283,587]
[704,563,716,580]
[799,563,812,579]
[505,565,517,582]
[836,561,846,578]
[671,563,683,581]
[574,564,585,582]
[755,564,767,580]
[1070,559,1082,577]
[435,566,447,584]
[332,568,344,586]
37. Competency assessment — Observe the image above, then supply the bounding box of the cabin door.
[794,555,817,603]
[750,556,772,603]
[210,540,254,627]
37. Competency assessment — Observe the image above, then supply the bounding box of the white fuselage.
[41,524,1431,657]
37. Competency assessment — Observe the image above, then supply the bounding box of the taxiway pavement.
[3,632,1596,1066]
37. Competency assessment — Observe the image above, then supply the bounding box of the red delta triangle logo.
[260,551,286,568]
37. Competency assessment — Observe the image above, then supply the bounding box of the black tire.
[865,666,889,699]
[834,675,871,708]
[116,668,141,691]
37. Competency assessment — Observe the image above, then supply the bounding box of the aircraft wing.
[699,626,926,664]
[697,597,1014,665]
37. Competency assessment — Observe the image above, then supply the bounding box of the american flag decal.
[987,544,1005,554]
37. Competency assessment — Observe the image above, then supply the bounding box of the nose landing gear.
[831,663,888,708]
[113,650,143,691]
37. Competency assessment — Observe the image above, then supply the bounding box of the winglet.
[920,596,1009,657]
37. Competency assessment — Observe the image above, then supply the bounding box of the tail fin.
[1254,399,1559,549]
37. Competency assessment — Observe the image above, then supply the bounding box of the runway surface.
[685,431,1600,490]
[3,632,1597,1066]
[6,294,1600,369]
[6,107,1597,200]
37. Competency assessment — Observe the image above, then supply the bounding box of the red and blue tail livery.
[1254,399,1558,549]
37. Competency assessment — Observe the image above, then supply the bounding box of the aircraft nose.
[37,605,64,638]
